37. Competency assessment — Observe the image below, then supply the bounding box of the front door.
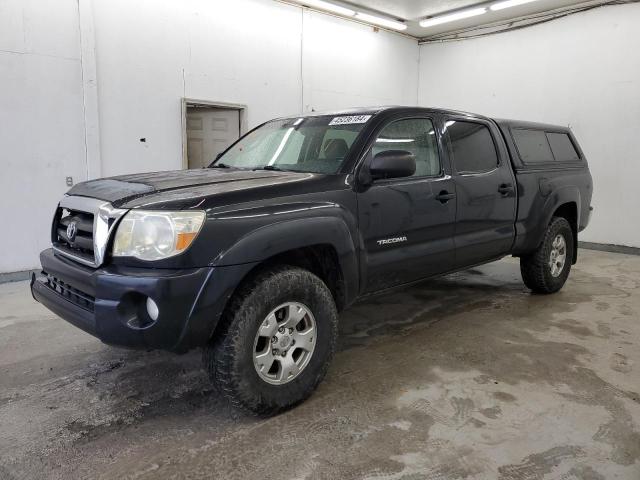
[186,107,241,169]
[358,116,457,293]
[443,117,517,267]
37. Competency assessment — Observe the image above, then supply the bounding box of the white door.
[186,108,241,169]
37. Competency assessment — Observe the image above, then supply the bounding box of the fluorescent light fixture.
[490,0,539,10]
[355,12,408,31]
[377,138,415,143]
[420,7,487,28]
[301,0,355,17]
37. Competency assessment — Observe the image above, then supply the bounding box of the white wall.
[418,3,640,248]
[92,0,304,177]
[0,0,418,273]
[7,0,634,274]
[301,10,418,111]
[92,0,419,177]
[0,0,87,273]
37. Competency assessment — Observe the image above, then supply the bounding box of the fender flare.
[541,185,581,230]
[212,216,359,306]
[538,185,581,262]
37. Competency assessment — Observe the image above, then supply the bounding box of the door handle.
[498,183,514,195]
[435,190,456,203]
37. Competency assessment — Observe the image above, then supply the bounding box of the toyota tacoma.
[32,107,593,414]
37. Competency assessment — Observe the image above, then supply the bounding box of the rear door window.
[546,132,580,162]
[511,129,554,163]
[447,120,499,174]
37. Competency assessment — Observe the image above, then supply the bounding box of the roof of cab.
[274,105,492,121]
[271,107,573,134]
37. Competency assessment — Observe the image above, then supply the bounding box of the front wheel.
[520,216,574,294]
[203,266,338,415]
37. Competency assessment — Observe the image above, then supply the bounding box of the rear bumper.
[32,249,256,352]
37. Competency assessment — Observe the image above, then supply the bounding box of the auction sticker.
[328,115,372,126]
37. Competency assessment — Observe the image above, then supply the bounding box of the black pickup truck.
[32,107,592,414]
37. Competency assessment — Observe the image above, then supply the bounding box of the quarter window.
[547,132,580,162]
[372,118,440,178]
[512,129,581,163]
[447,121,499,173]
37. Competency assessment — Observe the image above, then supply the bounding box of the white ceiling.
[297,0,596,38]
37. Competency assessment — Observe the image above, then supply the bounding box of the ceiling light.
[376,138,415,143]
[490,0,539,10]
[420,7,487,28]
[300,0,355,16]
[355,12,408,31]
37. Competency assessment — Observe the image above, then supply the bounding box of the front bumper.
[31,249,255,352]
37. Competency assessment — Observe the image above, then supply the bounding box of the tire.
[203,265,338,415]
[520,216,574,294]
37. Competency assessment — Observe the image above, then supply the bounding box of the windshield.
[211,115,372,174]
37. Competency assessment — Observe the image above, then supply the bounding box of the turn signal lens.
[176,231,198,251]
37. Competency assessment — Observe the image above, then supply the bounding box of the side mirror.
[370,150,416,180]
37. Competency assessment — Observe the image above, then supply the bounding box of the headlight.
[112,210,205,261]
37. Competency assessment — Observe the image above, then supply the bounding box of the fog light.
[146,297,159,321]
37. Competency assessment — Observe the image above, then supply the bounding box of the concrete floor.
[1,250,639,480]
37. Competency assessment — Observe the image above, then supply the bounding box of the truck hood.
[67,168,321,209]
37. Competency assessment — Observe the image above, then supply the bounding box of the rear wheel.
[203,265,338,415]
[520,216,574,294]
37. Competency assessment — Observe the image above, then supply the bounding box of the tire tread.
[202,265,337,415]
[520,216,573,294]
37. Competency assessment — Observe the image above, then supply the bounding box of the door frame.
[441,114,517,266]
[181,98,248,169]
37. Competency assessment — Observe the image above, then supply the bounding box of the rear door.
[443,117,517,267]
[357,115,457,292]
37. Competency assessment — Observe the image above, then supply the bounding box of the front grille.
[51,196,127,268]
[42,271,95,312]
[53,208,95,260]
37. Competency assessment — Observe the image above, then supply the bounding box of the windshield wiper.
[253,165,284,171]
[211,163,230,169]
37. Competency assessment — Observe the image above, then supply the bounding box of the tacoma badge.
[377,236,407,246]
